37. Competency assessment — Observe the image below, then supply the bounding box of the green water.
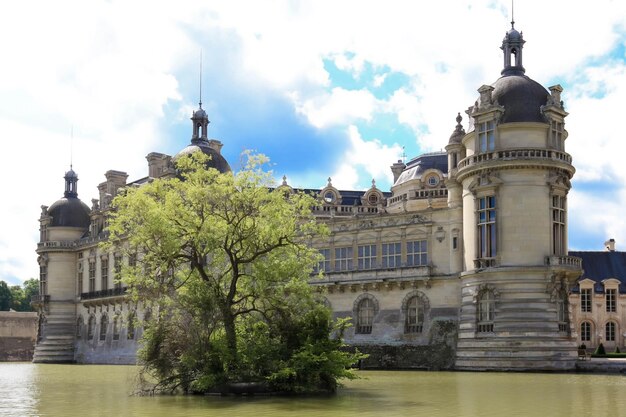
[1,363,626,417]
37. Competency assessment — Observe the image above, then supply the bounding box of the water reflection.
[1,364,626,417]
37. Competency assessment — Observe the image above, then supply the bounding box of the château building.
[35,21,616,369]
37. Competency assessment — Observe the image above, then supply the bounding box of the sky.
[1,0,625,285]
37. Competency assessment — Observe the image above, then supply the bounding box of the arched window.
[76,316,83,339]
[127,311,136,340]
[477,291,495,333]
[99,314,108,341]
[606,321,616,342]
[113,315,120,341]
[356,298,374,334]
[405,296,425,334]
[88,315,95,340]
[580,321,592,342]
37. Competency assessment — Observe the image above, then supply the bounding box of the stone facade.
[34,22,588,370]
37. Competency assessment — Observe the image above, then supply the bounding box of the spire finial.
[70,125,73,170]
[511,0,515,28]
[199,50,203,108]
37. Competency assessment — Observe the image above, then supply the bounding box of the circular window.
[427,176,439,187]
[324,191,335,203]
[368,194,378,205]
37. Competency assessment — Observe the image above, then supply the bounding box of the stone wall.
[0,311,38,361]
[352,320,458,370]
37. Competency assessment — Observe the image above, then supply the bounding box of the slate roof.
[569,251,626,293]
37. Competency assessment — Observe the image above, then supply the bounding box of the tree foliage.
[106,152,363,394]
[0,279,38,311]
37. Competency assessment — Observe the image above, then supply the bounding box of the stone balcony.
[80,287,128,306]
[545,255,582,269]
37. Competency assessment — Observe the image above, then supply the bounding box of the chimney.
[605,238,616,252]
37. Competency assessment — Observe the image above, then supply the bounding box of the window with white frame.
[114,254,122,289]
[406,240,428,266]
[606,288,617,313]
[580,288,592,313]
[606,321,616,342]
[316,248,331,272]
[356,298,374,334]
[550,120,564,150]
[552,195,566,255]
[358,244,376,270]
[477,291,495,333]
[477,196,497,258]
[382,242,401,268]
[334,246,353,271]
[580,321,591,342]
[405,296,425,334]
[101,257,109,290]
[478,120,495,152]
[88,260,96,292]
[39,263,48,296]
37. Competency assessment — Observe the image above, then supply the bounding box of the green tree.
[106,152,362,394]
[0,281,11,311]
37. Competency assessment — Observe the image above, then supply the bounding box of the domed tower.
[172,102,231,173]
[34,167,91,363]
[453,22,581,370]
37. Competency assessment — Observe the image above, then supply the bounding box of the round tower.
[34,167,90,363]
[453,22,581,370]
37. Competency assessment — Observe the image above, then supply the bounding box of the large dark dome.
[48,197,91,228]
[173,141,231,174]
[491,75,549,124]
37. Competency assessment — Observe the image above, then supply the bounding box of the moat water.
[2,363,626,417]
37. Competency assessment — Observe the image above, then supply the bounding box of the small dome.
[64,168,78,179]
[48,197,91,228]
[490,75,548,123]
[504,27,522,41]
[173,141,231,174]
[193,107,207,119]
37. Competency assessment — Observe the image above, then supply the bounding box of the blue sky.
[1,0,626,284]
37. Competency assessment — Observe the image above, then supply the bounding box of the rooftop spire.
[64,166,79,198]
[511,0,515,29]
[199,49,203,108]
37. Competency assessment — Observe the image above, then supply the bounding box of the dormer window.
[550,120,564,150]
[368,194,378,204]
[478,121,495,152]
[426,175,439,187]
[324,191,335,203]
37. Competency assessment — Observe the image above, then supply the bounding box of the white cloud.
[330,125,403,190]
[293,88,379,128]
[2,0,626,283]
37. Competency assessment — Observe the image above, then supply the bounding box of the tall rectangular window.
[358,244,376,270]
[606,289,617,313]
[406,240,428,266]
[478,121,495,152]
[101,257,109,290]
[77,268,83,296]
[39,264,47,296]
[552,195,566,255]
[477,196,497,258]
[334,246,353,271]
[580,288,592,313]
[316,248,331,272]
[114,255,123,289]
[88,260,96,292]
[382,242,401,268]
[550,120,563,150]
